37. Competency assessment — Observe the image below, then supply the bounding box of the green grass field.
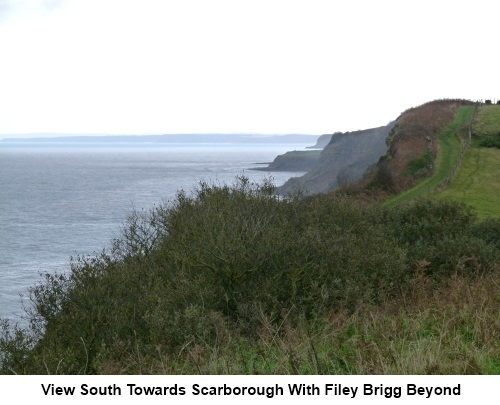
[438,120,500,219]
[382,106,475,207]
[437,105,500,218]
[473,105,500,136]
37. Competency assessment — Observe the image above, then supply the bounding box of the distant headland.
[0,133,319,144]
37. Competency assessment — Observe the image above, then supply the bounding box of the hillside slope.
[373,102,499,219]
[365,100,474,195]
[270,99,498,219]
[381,105,475,206]
[437,105,500,218]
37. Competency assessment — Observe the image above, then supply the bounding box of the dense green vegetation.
[1,177,498,374]
[404,151,432,176]
[478,137,500,149]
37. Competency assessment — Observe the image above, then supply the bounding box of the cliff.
[278,122,395,195]
[305,133,336,149]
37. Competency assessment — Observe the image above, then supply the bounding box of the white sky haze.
[0,0,498,137]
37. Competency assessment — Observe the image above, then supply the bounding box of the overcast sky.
[0,0,497,138]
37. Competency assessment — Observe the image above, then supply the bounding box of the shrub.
[380,199,499,278]
[478,137,500,149]
[1,179,498,374]
[405,151,432,175]
[0,320,35,374]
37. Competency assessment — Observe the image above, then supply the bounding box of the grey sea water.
[0,142,306,321]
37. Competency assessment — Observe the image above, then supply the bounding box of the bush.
[0,320,35,374]
[470,218,500,245]
[405,151,432,175]
[380,199,499,277]
[478,137,500,149]
[1,180,498,374]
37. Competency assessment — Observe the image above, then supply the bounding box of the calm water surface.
[0,142,306,320]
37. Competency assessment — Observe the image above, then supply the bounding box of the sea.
[0,142,307,322]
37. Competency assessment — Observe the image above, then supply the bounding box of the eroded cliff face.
[369,99,471,194]
[278,122,395,195]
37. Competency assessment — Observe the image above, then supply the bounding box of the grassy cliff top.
[355,101,499,219]
[472,105,500,137]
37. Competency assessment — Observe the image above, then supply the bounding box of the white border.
[1,375,498,404]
